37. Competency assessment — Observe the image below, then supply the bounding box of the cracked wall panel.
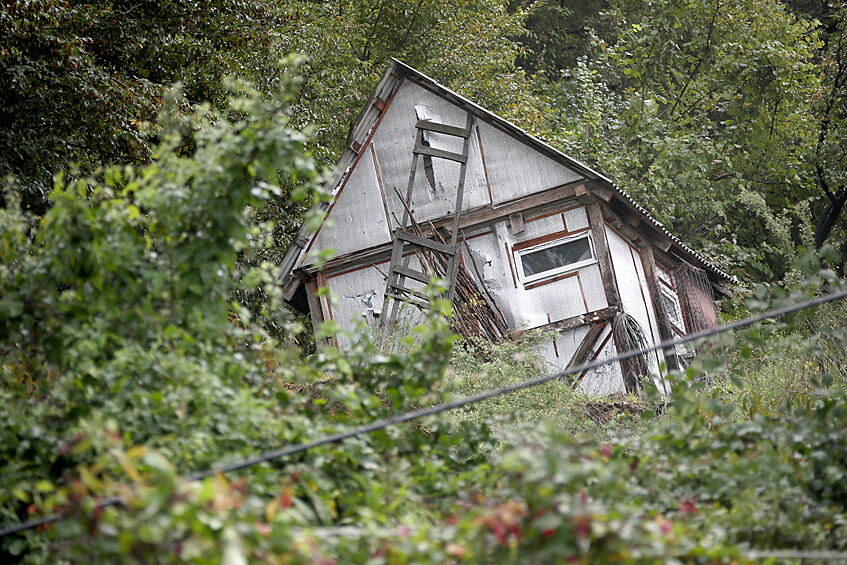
[325,264,388,348]
[515,275,589,329]
[324,255,430,348]
[578,264,609,313]
[310,150,392,259]
[476,120,583,205]
[536,325,590,372]
[371,81,488,227]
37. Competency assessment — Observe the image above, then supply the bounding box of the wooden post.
[639,245,680,372]
[587,202,621,310]
[305,279,330,347]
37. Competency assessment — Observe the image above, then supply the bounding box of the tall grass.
[445,299,847,443]
[445,333,646,443]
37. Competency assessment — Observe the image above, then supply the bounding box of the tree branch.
[667,0,722,119]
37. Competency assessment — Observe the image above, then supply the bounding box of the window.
[659,287,686,335]
[515,233,596,283]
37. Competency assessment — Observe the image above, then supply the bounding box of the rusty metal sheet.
[309,149,392,260]
[476,121,583,206]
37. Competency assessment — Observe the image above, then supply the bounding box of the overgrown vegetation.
[3,61,847,562]
[3,0,847,562]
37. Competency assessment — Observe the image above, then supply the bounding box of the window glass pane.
[521,237,593,277]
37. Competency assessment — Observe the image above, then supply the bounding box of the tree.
[536,0,824,280]
[811,2,847,254]
[0,0,282,214]
[0,65,489,562]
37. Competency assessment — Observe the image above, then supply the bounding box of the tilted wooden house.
[279,60,735,396]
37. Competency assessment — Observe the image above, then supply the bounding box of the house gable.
[299,77,587,270]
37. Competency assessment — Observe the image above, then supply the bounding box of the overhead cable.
[3,288,847,538]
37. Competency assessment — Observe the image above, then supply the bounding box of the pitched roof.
[279,59,737,297]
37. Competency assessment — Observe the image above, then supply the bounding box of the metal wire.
[3,288,847,538]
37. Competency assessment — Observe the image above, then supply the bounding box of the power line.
[3,288,847,538]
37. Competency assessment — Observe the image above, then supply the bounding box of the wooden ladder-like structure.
[379,113,475,348]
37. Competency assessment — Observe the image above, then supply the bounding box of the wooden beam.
[416,119,472,138]
[512,306,617,339]
[393,264,433,285]
[565,322,606,369]
[586,180,613,202]
[575,183,587,197]
[509,212,525,234]
[396,230,455,255]
[282,273,301,301]
[301,181,585,276]
[602,210,643,246]
[645,231,673,252]
[305,280,331,347]
[450,181,580,230]
[413,143,468,163]
[587,203,622,309]
[639,245,680,372]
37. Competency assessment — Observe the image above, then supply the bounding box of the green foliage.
[5,5,847,561]
[0,0,284,212]
[530,0,847,281]
[0,67,488,562]
[446,335,642,442]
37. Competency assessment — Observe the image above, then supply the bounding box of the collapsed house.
[278,60,735,396]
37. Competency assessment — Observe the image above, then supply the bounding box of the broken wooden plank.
[565,322,606,369]
[396,231,455,255]
[416,119,472,138]
[512,306,617,339]
[586,180,613,202]
[393,264,433,285]
[413,143,468,164]
[301,183,586,277]
[388,283,431,301]
[645,231,673,252]
[509,211,525,234]
[640,245,680,372]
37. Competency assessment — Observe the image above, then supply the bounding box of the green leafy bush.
[4,61,847,565]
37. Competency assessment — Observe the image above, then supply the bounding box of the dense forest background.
[3,0,847,282]
[2,1,847,563]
